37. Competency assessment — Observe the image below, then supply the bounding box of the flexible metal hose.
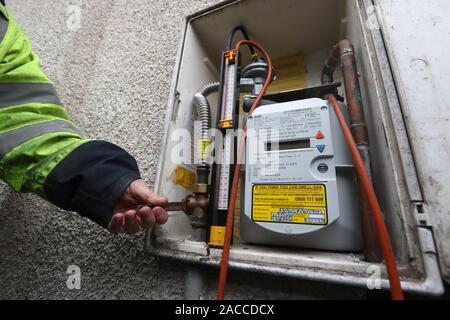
[193,81,220,143]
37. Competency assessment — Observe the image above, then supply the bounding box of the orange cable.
[217,40,273,300]
[327,95,404,300]
[216,41,403,301]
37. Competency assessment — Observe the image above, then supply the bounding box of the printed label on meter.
[251,184,328,225]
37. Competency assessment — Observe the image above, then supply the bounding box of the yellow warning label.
[168,166,196,190]
[266,52,308,94]
[209,226,226,247]
[252,184,327,225]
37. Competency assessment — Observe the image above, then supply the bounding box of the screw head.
[318,163,329,173]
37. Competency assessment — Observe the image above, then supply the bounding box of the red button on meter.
[316,131,325,139]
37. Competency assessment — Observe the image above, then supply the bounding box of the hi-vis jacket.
[0,3,141,228]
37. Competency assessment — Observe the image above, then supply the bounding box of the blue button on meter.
[316,145,326,153]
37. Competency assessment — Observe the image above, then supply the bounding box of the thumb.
[129,179,168,207]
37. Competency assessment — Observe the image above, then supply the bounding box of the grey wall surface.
[0,0,364,299]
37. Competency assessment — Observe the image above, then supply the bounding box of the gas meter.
[241,98,363,251]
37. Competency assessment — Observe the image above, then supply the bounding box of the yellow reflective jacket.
[0,4,141,228]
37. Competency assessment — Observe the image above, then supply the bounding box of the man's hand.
[108,179,168,234]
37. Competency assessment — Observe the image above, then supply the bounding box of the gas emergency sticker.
[251,184,328,225]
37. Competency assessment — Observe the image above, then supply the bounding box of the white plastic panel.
[374,0,450,282]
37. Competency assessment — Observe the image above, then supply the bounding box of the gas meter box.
[147,0,448,297]
[242,98,362,251]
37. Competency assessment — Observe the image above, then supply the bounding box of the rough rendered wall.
[0,0,363,299]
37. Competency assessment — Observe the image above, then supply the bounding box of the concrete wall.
[0,0,364,299]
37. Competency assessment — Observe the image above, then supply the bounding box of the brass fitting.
[183,189,209,229]
[193,183,208,194]
[224,49,237,63]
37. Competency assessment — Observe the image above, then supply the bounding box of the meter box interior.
[145,0,446,296]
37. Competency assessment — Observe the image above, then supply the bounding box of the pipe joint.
[341,48,355,57]
[183,192,209,226]
[350,122,368,128]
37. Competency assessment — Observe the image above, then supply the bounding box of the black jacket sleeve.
[43,141,141,228]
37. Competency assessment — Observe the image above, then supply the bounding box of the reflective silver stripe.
[0,120,80,158]
[0,9,8,44]
[0,83,62,109]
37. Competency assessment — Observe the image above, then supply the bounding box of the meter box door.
[242,98,362,251]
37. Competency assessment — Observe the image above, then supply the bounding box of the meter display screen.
[266,139,310,151]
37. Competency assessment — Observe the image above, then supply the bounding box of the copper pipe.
[322,40,382,262]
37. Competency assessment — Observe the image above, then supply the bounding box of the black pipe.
[196,165,210,185]
[226,25,255,55]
